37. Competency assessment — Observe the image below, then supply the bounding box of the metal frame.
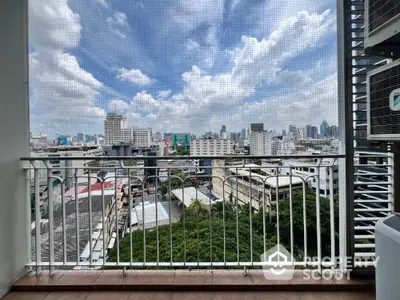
[339,0,395,276]
[364,0,400,57]
[367,59,400,141]
[337,0,354,272]
[25,156,342,272]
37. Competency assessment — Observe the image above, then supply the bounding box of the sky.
[28,0,338,137]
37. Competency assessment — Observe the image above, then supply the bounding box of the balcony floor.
[7,270,375,299]
[3,291,375,300]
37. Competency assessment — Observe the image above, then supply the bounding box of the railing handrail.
[21,154,345,161]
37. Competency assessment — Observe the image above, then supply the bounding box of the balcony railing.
[21,154,385,275]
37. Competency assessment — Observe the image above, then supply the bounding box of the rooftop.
[228,168,304,188]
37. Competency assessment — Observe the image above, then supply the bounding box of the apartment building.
[132,126,152,148]
[212,160,303,212]
[190,139,234,156]
[104,113,131,145]
[280,158,339,199]
[30,146,103,188]
[249,131,273,156]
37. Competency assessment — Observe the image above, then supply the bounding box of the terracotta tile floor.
[8,270,375,299]
[3,291,376,300]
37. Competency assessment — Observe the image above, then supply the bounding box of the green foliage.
[277,187,339,259]
[109,189,338,267]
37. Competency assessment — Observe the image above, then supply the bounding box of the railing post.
[34,168,41,275]
[47,164,55,275]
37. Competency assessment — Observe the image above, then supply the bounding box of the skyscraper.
[104,113,131,145]
[220,125,226,139]
[311,126,318,139]
[77,133,84,142]
[250,123,264,132]
[320,120,330,138]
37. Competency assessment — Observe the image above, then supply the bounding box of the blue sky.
[29,0,338,136]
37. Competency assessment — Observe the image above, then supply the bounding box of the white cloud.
[29,0,105,135]
[157,90,172,99]
[107,12,129,38]
[113,9,337,134]
[108,99,130,114]
[29,0,81,50]
[96,0,108,8]
[117,68,152,86]
[108,12,128,27]
[232,10,334,87]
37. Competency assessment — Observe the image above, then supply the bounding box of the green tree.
[109,189,338,268]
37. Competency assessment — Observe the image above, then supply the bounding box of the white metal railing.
[21,155,364,274]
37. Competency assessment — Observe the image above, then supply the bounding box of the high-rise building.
[77,133,84,142]
[320,120,330,138]
[311,126,318,139]
[132,126,152,148]
[241,128,246,139]
[305,125,312,139]
[104,113,131,145]
[330,125,339,138]
[249,131,273,156]
[220,125,226,138]
[250,123,264,132]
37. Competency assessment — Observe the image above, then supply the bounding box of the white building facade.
[190,139,234,156]
[249,131,273,156]
[132,126,152,148]
[104,113,131,145]
[281,158,339,199]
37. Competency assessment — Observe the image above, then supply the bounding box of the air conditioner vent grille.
[369,64,400,135]
[369,0,400,33]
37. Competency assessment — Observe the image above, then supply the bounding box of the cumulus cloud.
[29,0,81,50]
[117,68,153,86]
[157,90,172,99]
[108,99,130,114]
[29,1,337,136]
[232,10,334,87]
[29,0,105,135]
[110,9,337,134]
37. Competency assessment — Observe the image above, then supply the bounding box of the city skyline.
[38,118,338,142]
[28,0,337,137]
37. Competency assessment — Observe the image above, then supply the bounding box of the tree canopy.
[109,188,338,267]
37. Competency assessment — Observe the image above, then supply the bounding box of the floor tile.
[171,292,215,300]
[212,270,252,284]
[57,272,100,285]
[128,292,172,300]
[44,292,90,300]
[3,292,48,300]
[174,270,212,285]
[86,291,132,300]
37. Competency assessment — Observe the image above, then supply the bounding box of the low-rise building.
[190,139,234,156]
[212,160,303,212]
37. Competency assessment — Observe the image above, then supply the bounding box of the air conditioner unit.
[375,215,400,300]
[365,0,400,56]
[367,59,400,140]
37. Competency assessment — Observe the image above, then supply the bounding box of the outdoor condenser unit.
[365,0,400,54]
[375,215,400,300]
[367,59,400,141]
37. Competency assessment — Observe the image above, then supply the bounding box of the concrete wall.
[0,0,29,297]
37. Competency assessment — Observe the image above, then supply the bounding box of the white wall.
[0,0,29,297]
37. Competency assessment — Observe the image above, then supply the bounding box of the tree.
[109,189,338,267]
[276,188,339,259]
